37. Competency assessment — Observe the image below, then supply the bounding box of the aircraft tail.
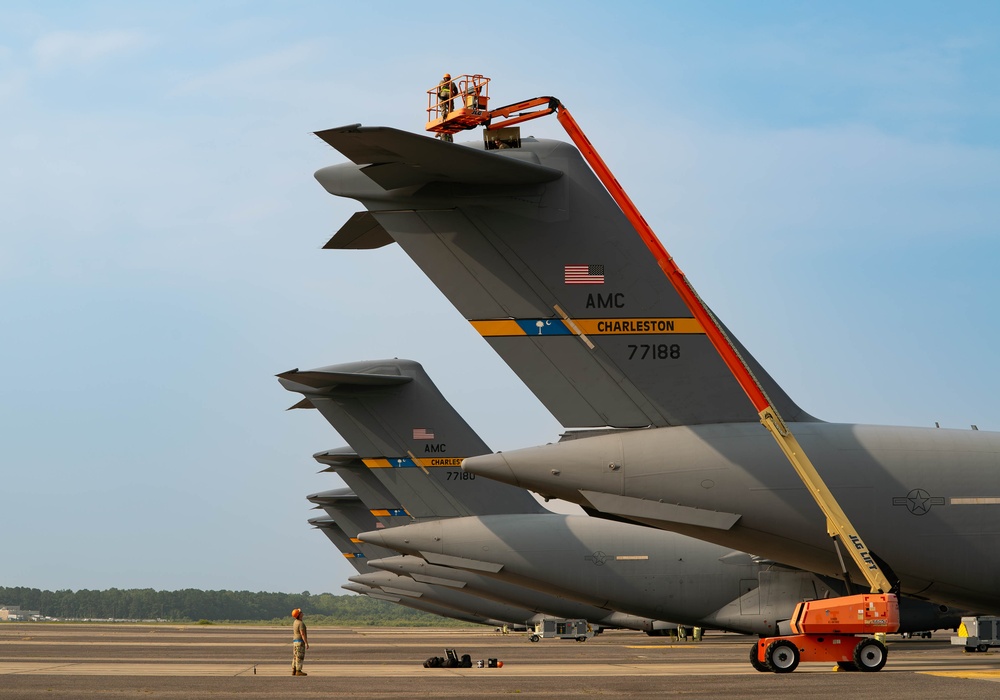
[311,450,415,529]
[280,359,545,516]
[315,125,815,428]
[309,514,392,574]
[308,486,409,536]
[307,490,413,563]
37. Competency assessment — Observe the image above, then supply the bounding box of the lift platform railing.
[426,74,490,134]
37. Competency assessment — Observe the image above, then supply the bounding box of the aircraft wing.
[315,124,562,189]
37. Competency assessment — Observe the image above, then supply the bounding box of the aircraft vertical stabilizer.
[279,359,546,517]
[314,125,814,428]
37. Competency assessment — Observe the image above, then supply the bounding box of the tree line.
[0,587,470,625]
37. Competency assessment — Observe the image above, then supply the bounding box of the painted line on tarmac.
[626,645,715,649]
[0,662,850,677]
[3,663,83,675]
[920,670,1000,682]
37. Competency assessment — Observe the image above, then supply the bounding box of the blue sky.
[2,2,998,594]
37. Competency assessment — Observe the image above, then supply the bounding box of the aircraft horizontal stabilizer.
[277,366,413,393]
[286,397,315,411]
[307,516,336,528]
[314,124,562,188]
[307,488,359,506]
[313,447,362,466]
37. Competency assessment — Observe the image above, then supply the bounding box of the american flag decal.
[564,264,605,284]
[412,428,435,440]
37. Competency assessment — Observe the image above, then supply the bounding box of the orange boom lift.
[426,75,901,673]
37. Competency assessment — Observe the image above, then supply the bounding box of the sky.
[2,1,999,595]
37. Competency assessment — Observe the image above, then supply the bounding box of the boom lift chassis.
[427,76,901,672]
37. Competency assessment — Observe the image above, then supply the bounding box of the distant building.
[0,605,41,621]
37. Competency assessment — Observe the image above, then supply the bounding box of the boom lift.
[426,76,901,672]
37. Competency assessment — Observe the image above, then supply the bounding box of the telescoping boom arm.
[428,86,898,597]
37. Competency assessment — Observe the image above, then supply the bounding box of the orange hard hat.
[291,608,301,618]
[443,73,451,79]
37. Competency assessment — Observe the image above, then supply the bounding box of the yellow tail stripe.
[472,317,705,337]
[470,319,526,336]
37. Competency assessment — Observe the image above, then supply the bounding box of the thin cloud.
[169,41,324,98]
[32,29,148,70]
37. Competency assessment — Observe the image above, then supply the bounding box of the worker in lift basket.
[291,608,310,676]
[437,73,456,142]
[438,73,456,116]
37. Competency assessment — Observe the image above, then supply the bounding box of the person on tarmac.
[291,608,310,676]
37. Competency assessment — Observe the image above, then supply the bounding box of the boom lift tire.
[765,640,800,673]
[528,634,540,643]
[749,643,770,672]
[853,638,887,672]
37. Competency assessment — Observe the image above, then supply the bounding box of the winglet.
[277,363,413,395]
[314,124,562,189]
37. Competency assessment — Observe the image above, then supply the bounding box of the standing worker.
[291,608,309,676]
[438,73,456,117]
[437,73,456,142]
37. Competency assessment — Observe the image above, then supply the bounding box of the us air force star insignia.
[892,489,946,516]
[585,551,610,566]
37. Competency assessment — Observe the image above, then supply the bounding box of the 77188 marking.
[628,344,680,360]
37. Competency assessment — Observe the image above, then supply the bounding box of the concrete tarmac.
[1,623,998,698]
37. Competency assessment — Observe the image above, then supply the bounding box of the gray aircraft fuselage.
[362,512,767,630]
[312,484,669,630]
[311,125,997,619]
[367,554,676,633]
[339,580,493,625]
[348,570,547,625]
[360,512,962,634]
[293,357,965,633]
[463,421,1000,613]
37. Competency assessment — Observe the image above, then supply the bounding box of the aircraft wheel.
[853,638,888,672]
[765,640,799,673]
[749,643,769,672]
[528,634,540,643]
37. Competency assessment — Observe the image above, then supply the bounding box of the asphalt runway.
[1,623,998,698]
